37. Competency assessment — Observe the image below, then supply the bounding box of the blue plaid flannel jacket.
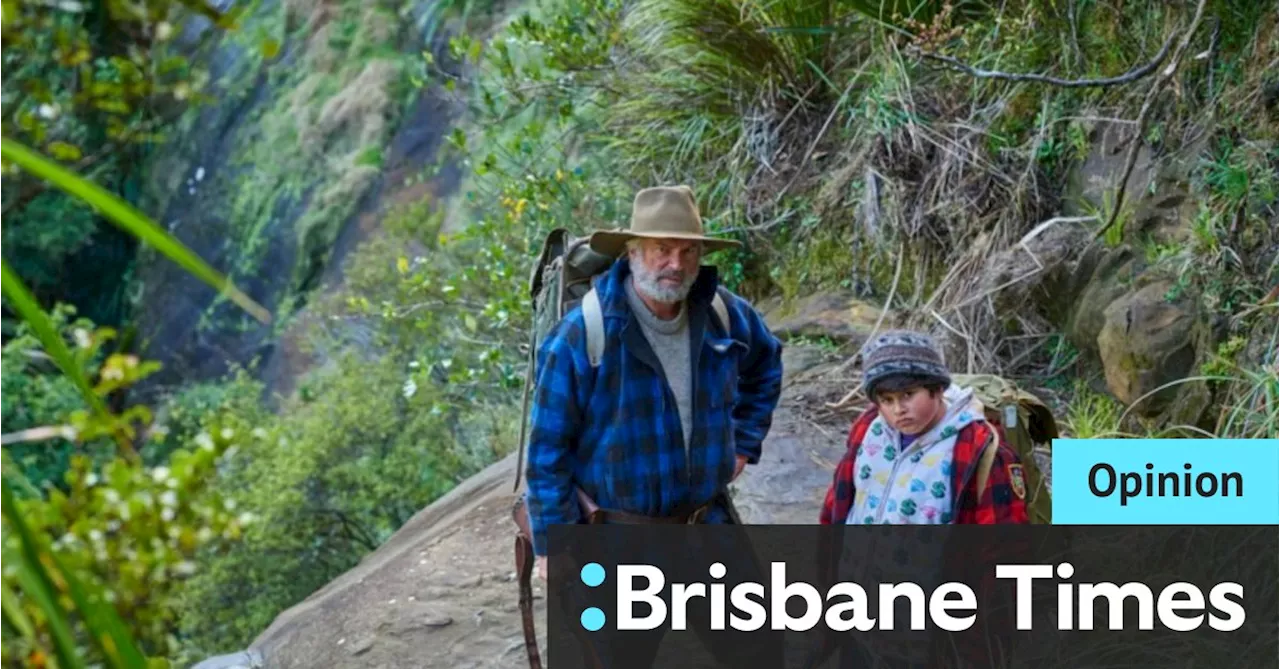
[523,257,784,555]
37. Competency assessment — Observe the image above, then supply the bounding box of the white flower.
[195,432,215,451]
[155,21,174,41]
[160,490,178,507]
[161,508,175,522]
[220,427,235,440]
[73,328,92,349]
[37,103,59,120]
[151,466,170,483]
[194,166,205,182]
[403,378,418,399]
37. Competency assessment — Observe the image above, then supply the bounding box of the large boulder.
[764,291,884,347]
[1095,281,1204,419]
[1066,246,1140,352]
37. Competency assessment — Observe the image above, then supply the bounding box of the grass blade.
[0,262,113,434]
[2,577,37,640]
[0,138,271,325]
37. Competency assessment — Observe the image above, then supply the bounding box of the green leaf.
[2,578,36,640]
[0,262,113,433]
[1,138,271,324]
[47,141,83,162]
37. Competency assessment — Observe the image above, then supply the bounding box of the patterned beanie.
[859,329,952,397]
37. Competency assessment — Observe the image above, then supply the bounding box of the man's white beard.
[630,255,696,304]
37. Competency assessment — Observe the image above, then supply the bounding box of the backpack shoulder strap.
[975,430,1000,496]
[583,288,605,368]
[710,289,730,335]
[585,286,728,365]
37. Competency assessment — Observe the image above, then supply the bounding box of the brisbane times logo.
[569,560,1248,634]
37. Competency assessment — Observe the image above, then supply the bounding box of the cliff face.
[131,0,463,400]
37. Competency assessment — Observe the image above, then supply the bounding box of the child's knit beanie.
[860,330,952,398]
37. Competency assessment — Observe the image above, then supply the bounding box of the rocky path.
[194,343,858,669]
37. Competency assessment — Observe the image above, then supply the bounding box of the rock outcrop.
[966,120,1223,426]
[762,291,884,349]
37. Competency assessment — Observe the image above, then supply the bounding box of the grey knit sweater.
[625,278,694,453]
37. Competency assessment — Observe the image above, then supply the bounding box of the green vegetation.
[3,103,267,667]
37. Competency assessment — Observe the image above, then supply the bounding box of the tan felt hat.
[588,185,743,258]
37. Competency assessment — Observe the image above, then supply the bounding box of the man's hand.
[536,555,547,581]
[732,453,749,481]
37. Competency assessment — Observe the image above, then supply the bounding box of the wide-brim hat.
[588,185,743,258]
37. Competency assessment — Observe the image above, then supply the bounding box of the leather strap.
[594,501,715,525]
[515,533,543,669]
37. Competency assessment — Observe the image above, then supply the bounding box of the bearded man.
[523,185,785,584]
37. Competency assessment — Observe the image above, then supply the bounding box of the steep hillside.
[131,0,466,399]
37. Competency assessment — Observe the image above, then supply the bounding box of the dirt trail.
[235,346,855,669]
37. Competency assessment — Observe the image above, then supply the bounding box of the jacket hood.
[888,384,984,455]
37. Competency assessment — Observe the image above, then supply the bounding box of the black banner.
[545,525,1278,669]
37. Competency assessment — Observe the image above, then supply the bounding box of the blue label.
[1051,439,1279,525]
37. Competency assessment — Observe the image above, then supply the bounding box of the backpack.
[508,228,731,669]
[951,373,1057,524]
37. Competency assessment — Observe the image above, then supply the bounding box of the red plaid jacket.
[820,405,1029,526]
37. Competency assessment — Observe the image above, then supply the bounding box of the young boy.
[809,330,1030,669]
[820,329,1029,526]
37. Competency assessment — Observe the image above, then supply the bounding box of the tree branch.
[911,31,1176,88]
[1092,0,1209,243]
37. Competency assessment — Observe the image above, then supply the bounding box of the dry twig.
[911,32,1176,89]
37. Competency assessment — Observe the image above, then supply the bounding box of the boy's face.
[874,386,945,436]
